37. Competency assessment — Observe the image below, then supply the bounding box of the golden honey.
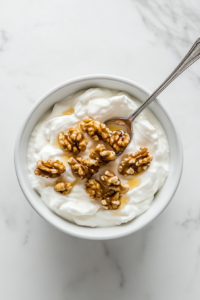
[106,124,125,132]
[127,177,141,189]
[61,107,74,116]
[119,196,130,210]
[60,155,72,166]
[53,136,60,148]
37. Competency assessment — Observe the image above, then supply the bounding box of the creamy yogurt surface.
[27,88,169,227]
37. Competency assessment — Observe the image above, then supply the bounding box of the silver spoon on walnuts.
[105,37,200,154]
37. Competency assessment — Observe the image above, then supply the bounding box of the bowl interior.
[15,75,183,240]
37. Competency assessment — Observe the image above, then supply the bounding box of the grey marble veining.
[0,30,9,52]
[1,0,200,299]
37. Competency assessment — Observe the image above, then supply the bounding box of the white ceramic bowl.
[14,75,183,240]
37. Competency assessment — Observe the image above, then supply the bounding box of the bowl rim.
[14,74,183,240]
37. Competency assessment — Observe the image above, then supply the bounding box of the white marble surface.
[1,0,200,299]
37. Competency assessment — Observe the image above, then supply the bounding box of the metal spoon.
[105,37,200,143]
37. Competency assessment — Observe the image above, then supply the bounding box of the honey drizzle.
[106,124,126,132]
[53,135,60,148]
[113,177,141,212]
[127,177,141,189]
[60,154,73,166]
[119,196,130,210]
[61,107,74,116]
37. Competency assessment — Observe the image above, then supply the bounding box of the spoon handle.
[130,37,200,121]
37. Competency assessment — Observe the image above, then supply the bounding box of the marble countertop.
[1,0,200,299]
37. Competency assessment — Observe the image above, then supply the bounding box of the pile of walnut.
[34,117,153,210]
[80,118,130,153]
[85,170,129,210]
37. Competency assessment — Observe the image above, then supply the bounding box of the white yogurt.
[27,88,169,227]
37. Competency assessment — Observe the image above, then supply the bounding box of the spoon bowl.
[105,118,133,156]
[105,118,133,137]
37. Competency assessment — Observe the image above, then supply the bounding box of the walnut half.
[89,144,116,165]
[118,147,153,176]
[109,130,130,153]
[58,127,88,155]
[101,191,121,210]
[85,179,103,200]
[80,118,111,143]
[34,160,66,178]
[100,170,129,194]
[68,157,99,180]
[54,182,73,195]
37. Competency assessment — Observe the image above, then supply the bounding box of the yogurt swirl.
[27,88,169,227]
